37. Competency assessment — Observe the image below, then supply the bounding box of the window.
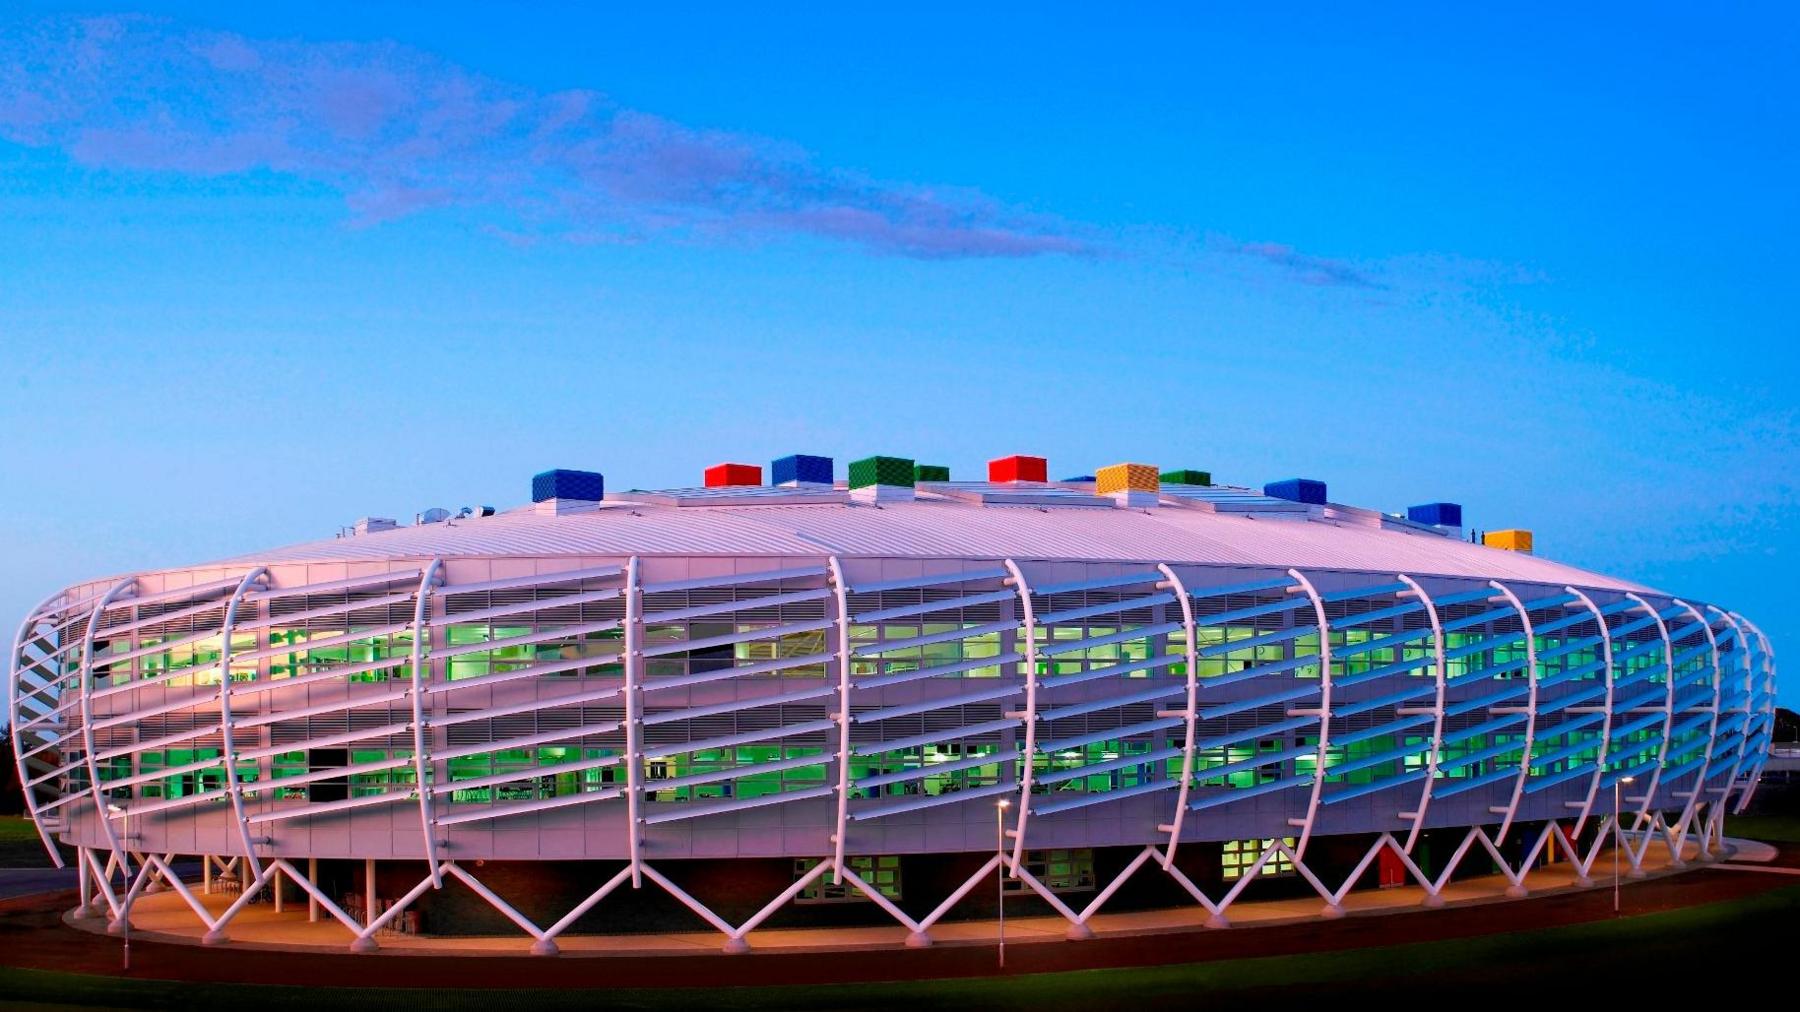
[1221,838,1296,880]
[796,856,900,904]
[1003,849,1095,893]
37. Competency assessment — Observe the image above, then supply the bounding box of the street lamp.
[995,798,1011,969]
[1613,776,1636,914]
[106,802,131,971]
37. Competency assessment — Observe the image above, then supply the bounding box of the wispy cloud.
[0,15,1088,259]
[1231,241,1384,289]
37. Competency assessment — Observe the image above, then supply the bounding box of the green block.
[1160,469,1213,486]
[914,464,950,482]
[849,455,915,489]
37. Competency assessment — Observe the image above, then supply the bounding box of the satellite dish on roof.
[419,507,451,524]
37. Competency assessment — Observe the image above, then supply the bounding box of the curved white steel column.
[8,587,73,864]
[825,555,853,882]
[76,576,138,897]
[1000,558,1038,874]
[1622,593,1677,821]
[1486,581,1540,843]
[1670,599,1720,837]
[409,559,444,887]
[9,589,74,867]
[1730,615,1776,813]
[1155,563,1199,868]
[1564,587,1616,838]
[622,556,645,885]
[1285,568,1331,860]
[1706,607,1755,806]
[1396,574,1445,854]
[215,568,270,881]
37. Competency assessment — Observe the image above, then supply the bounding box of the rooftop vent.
[704,462,762,488]
[533,469,604,503]
[772,454,833,487]
[849,455,915,502]
[1096,462,1159,508]
[1407,502,1464,527]
[353,517,397,536]
[1484,529,1533,553]
[1264,478,1327,506]
[1160,469,1213,487]
[418,507,451,524]
[989,455,1047,483]
[914,464,951,482]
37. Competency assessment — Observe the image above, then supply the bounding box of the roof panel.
[201,496,1655,594]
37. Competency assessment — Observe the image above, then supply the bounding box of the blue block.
[1264,478,1327,505]
[1408,502,1463,527]
[772,454,833,485]
[1061,475,1097,483]
[532,469,605,503]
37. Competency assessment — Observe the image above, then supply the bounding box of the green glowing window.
[795,855,901,904]
[1222,837,1296,880]
[1003,849,1095,893]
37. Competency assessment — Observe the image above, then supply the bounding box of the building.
[6,456,1779,953]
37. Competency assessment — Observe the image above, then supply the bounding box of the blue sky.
[1,4,1794,703]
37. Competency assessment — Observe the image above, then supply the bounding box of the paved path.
[0,867,77,901]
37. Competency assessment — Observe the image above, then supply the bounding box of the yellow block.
[1096,463,1159,495]
[1484,529,1534,552]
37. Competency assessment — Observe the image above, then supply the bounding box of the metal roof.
[204,495,1657,593]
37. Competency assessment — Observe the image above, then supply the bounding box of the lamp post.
[995,798,1010,969]
[1613,776,1635,915]
[106,802,130,971]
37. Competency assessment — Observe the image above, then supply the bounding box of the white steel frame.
[8,551,1776,954]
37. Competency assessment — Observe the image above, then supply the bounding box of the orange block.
[1095,463,1159,495]
[1484,529,1534,553]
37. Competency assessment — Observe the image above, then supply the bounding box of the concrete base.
[1504,883,1529,899]
[349,936,380,954]
[1627,867,1647,880]
[722,936,750,955]
[1204,913,1230,929]
[1572,876,1594,889]
[1319,903,1346,919]
[106,919,128,935]
[530,938,561,957]
[1421,892,1446,908]
[201,929,229,946]
[904,931,933,948]
[1064,922,1094,941]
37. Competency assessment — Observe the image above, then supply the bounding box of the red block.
[988,455,1047,483]
[704,463,762,487]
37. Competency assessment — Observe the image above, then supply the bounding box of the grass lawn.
[3,882,1797,1009]
[0,815,65,869]
[1727,812,1800,844]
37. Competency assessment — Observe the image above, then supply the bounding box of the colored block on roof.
[989,455,1048,483]
[1484,529,1533,553]
[1096,463,1159,495]
[1160,469,1212,486]
[772,454,833,486]
[532,469,604,503]
[1408,502,1463,527]
[914,464,951,482]
[849,455,915,489]
[1265,478,1327,505]
[704,463,762,488]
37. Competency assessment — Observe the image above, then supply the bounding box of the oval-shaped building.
[8,458,1778,951]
